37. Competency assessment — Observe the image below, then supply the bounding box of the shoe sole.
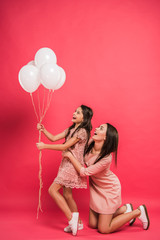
[64,225,83,233]
[129,203,136,226]
[142,204,150,230]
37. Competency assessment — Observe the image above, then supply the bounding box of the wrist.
[42,128,46,133]
[70,154,74,161]
[44,143,48,149]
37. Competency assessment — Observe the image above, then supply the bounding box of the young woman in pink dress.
[63,123,150,234]
[36,105,93,235]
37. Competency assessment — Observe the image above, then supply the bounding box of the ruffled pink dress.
[54,128,87,188]
[80,153,121,214]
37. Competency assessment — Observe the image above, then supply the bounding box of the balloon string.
[30,93,43,219]
[41,90,53,121]
[36,90,44,219]
[30,93,39,122]
[37,90,42,122]
[41,90,50,120]
[37,130,43,219]
[41,88,46,121]
[30,90,53,219]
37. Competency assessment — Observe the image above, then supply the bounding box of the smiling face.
[72,107,84,124]
[92,124,107,142]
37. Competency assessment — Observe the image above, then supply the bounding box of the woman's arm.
[36,136,80,151]
[80,159,109,176]
[64,152,110,176]
[63,151,82,173]
[37,123,67,142]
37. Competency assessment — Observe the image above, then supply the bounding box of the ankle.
[78,218,82,224]
[136,208,141,217]
[68,212,79,236]
[68,213,73,222]
[123,205,127,213]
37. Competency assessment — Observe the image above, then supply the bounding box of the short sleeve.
[73,128,87,142]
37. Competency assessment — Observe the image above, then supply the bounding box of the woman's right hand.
[37,123,45,132]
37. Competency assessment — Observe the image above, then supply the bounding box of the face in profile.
[72,107,84,124]
[92,124,107,142]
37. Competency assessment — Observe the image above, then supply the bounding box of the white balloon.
[40,63,61,90]
[35,48,57,68]
[55,67,66,90]
[18,65,40,93]
[27,60,35,66]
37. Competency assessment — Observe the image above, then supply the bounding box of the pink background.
[1,0,160,239]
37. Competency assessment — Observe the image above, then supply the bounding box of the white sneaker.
[124,203,136,225]
[68,212,79,236]
[64,223,83,233]
[138,205,150,230]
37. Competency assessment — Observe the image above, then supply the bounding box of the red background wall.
[1,0,160,215]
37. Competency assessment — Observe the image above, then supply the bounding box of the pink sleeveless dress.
[54,128,87,188]
[80,153,121,214]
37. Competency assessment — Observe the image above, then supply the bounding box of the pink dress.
[54,128,87,188]
[80,153,121,214]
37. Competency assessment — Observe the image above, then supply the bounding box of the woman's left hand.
[36,142,46,150]
[63,151,73,159]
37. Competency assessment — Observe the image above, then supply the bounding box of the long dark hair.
[85,123,118,166]
[65,105,93,150]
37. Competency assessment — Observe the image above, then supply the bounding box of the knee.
[48,186,52,196]
[48,185,56,197]
[89,222,97,229]
[98,226,110,234]
[89,219,98,229]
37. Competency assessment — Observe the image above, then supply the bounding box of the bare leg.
[113,205,127,218]
[48,182,72,221]
[98,209,141,234]
[89,208,99,229]
[63,187,82,223]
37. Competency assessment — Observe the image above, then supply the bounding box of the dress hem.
[90,203,121,215]
[54,180,87,189]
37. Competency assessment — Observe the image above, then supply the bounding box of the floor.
[0,204,159,240]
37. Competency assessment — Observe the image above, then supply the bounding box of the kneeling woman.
[63,123,150,234]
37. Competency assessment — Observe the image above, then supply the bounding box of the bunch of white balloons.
[18,47,66,93]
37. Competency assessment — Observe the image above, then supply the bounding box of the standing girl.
[36,105,93,235]
[63,123,150,234]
